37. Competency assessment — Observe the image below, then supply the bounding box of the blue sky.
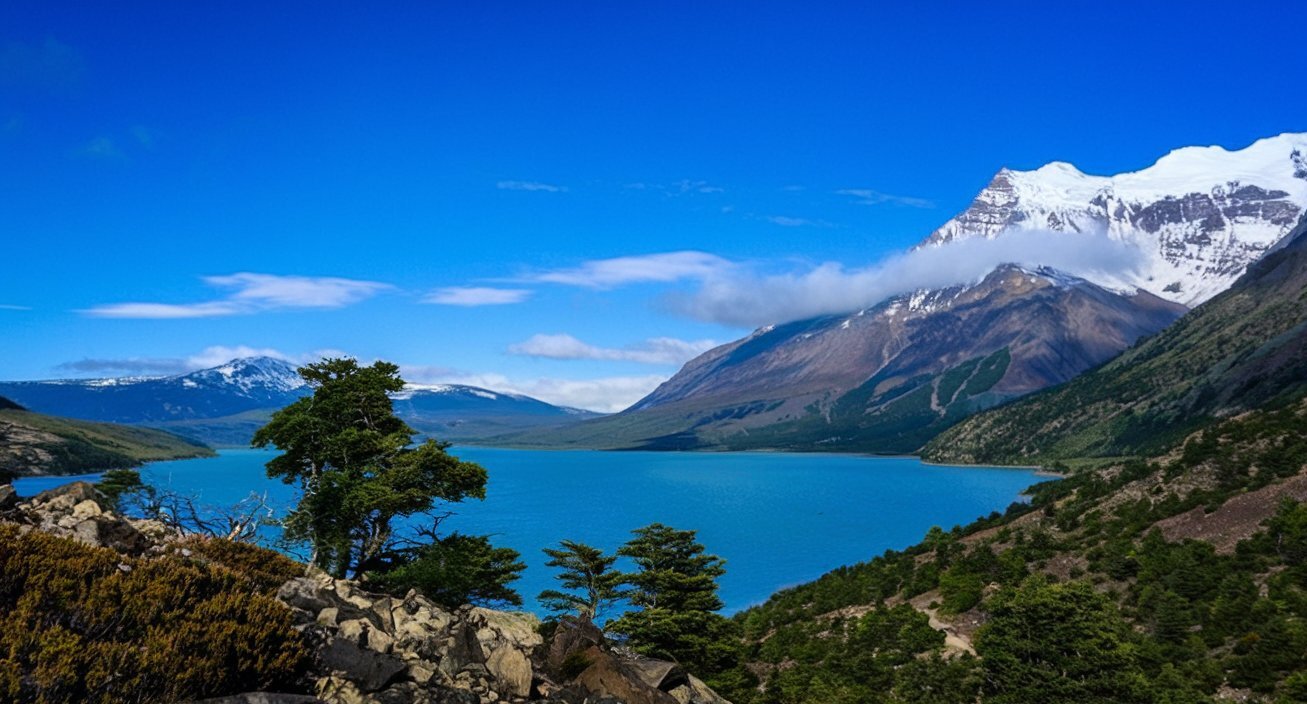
[2,1,1304,410]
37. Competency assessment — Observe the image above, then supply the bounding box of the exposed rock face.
[921,133,1307,306]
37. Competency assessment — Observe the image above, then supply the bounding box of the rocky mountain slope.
[509,266,1184,452]
[0,397,213,476]
[922,132,1307,305]
[925,211,1307,464]
[0,358,599,447]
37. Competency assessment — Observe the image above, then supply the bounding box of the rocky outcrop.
[2,481,732,704]
[275,577,732,704]
[0,481,176,554]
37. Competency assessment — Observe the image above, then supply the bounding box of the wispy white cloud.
[402,367,666,413]
[54,345,347,377]
[0,304,31,311]
[765,215,835,228]
[526,251,732,289]
[509,333,717,366]
[82,273,392,319]
[423,287,532,306]
[671,230,1146,327]
[497,180,566,193]
[836,188,934,209]
[625,180,723,195]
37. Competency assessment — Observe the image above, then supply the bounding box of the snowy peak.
[182,357,306,395]
[923,132,1307,305]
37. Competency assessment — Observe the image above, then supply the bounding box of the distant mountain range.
[0,357,598,447]
[511,133,1307,452]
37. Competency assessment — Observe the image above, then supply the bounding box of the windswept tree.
[253,358,494,581]
[538,540,626,621]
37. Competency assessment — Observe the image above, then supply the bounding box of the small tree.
[538,540,626,621]
[95,469,152,511]
[253,358,491,580]
[609,524,747,689]
[371,532,525,609]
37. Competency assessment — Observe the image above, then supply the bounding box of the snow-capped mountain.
[517,265,1185,451]
[921,133,1307,305]
[0,357,599,446]
[0,357,310,424]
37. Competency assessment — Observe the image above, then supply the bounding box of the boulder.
[191,694,324,704]
[667,675,733,704]
[485,645,532,698]
[571,646,679,704]
[0,484,18,511]
[547,617,606,673]
[626,658,686,691]
[319,637,406,693]
[436,622,485,677]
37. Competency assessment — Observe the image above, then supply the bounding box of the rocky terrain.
[0,481,730,704]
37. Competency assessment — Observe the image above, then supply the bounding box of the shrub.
[173,535,304,594]
[0,525,311,703]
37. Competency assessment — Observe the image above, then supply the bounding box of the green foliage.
[94,468,150,510]
[607,523,752,696]
[253,357,489,580]
[0,524,310,703]
[617,523,726,612]
[975,577,1151,704]
[369,532,525,609]
[538,540,625,620]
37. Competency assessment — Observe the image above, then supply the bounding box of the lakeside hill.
[925,210,1307,465]
[0,396,214,476]
[727,221,1307,702]
[0,357,601,447]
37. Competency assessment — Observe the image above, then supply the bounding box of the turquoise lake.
[14,448,1045,615]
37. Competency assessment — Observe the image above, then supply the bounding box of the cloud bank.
[509,333,717,366]
[82,273,392,318]
[671,230,1146,328]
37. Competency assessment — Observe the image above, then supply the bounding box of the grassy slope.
[0,406,214,475]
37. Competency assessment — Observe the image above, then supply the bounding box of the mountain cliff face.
[925,212,1307,464]
[519,266,1184,452]
[922,133,1307,305]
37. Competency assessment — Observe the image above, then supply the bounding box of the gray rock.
[319,637,406,693]
[0,484,17,511]
[485,645,532,698]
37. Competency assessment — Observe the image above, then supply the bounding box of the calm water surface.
[15,447,1044,614]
